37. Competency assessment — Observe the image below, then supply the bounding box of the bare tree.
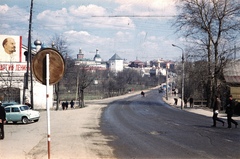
[174,0,240,107]
[76,64,96,107]
[0,64,20,102]
[49,34,70,110]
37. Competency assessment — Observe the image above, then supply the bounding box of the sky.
[0,0,185,62]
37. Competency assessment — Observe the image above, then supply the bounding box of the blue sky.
[0,0,185,62]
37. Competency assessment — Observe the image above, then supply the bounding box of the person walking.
[61,101,65,110]
[225,95,238,129]
[141,91,145,97]
[65,101,69,110]
[211,95,225,127]
[189,97,194,108]
[70,100,74,109]
[0,102,6,140]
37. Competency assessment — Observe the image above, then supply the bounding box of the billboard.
[0,63,28,72]
[0,35,22,62]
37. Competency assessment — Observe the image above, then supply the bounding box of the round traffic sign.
[32,48,65,85]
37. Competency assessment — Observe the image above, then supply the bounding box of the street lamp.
[166,63,170,100]
[172,44,184,110]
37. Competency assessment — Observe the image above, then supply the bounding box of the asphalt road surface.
[101,89,240,159]
[1,88,239,159]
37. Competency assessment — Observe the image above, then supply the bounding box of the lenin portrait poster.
[0,35,22,62]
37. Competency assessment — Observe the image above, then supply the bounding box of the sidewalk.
[162,95,240,121]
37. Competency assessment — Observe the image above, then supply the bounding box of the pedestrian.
[62,101,65,110]
[189,97,193,108]
[225,95,238,128]
[184,97,187,107]
[70,100,74,109]
[141,91,145,97]
[25,101,33,109]
[174,98,178,105]
[211,95,224,127]
[0,101,6,140]
[65,101,69,110]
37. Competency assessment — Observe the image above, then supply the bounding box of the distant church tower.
[94,49,102,63]
[77,49,84,60]
[109,53,123,73]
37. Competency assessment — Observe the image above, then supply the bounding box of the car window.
[5,107,10,113]
[2,102,19,107]
[12,107,20,112]
[20,106,29,111]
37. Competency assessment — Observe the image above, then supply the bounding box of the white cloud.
[37,8,69,30]
[0,4,29,38]
[64,30,113,57]
[0,5,29,22]
[35,4,135,31]
[115,31,133,41]
[114,0,177,16]
[69,4,107,16]
[84,17,135,29]
[0,4,9,14]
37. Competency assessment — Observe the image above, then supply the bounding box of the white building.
[75,49,107,70]
[109,53,123,73]
[75,50,124,73]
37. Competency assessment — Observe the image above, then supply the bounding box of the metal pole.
[46,53,51,159]
[23,0,33,104]
[30,47,34,109]
[182,53,185,109]
[166,66,168,100]
[172,44,184,109]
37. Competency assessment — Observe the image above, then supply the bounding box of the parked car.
[4,105,40,124]
[2,101,19,107]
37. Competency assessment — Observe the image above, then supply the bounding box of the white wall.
[110,60,123,73]
[32,81,53,109]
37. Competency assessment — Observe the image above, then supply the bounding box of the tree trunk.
[207,36,212,108]
[80,89,84,107]
[55,82,60,110]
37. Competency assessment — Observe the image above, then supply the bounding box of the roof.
[224,76,240,83]
[223,60,240,84]
[109,53,122,60]
[131,59,143,63]
[94,53,101,59]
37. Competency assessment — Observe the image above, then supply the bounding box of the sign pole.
[46,53,51,159]
[32,48,65,158]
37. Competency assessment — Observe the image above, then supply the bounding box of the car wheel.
[34,119,39,122]
[22,117,29,124]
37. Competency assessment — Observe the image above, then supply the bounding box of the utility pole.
[23,0,34,105]
[172,44,184,110]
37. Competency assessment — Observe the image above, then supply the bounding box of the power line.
[92,15,176,18]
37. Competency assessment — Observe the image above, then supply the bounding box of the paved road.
[1,87,239,159]
[0,91,144,159]
[101,89,240,159]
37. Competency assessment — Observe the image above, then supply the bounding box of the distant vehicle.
[159,87,163,93]
[5,105,40,124]
[2,101,19,107]
[160,83,171,91]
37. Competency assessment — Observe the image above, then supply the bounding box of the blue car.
[5,105,40,124]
